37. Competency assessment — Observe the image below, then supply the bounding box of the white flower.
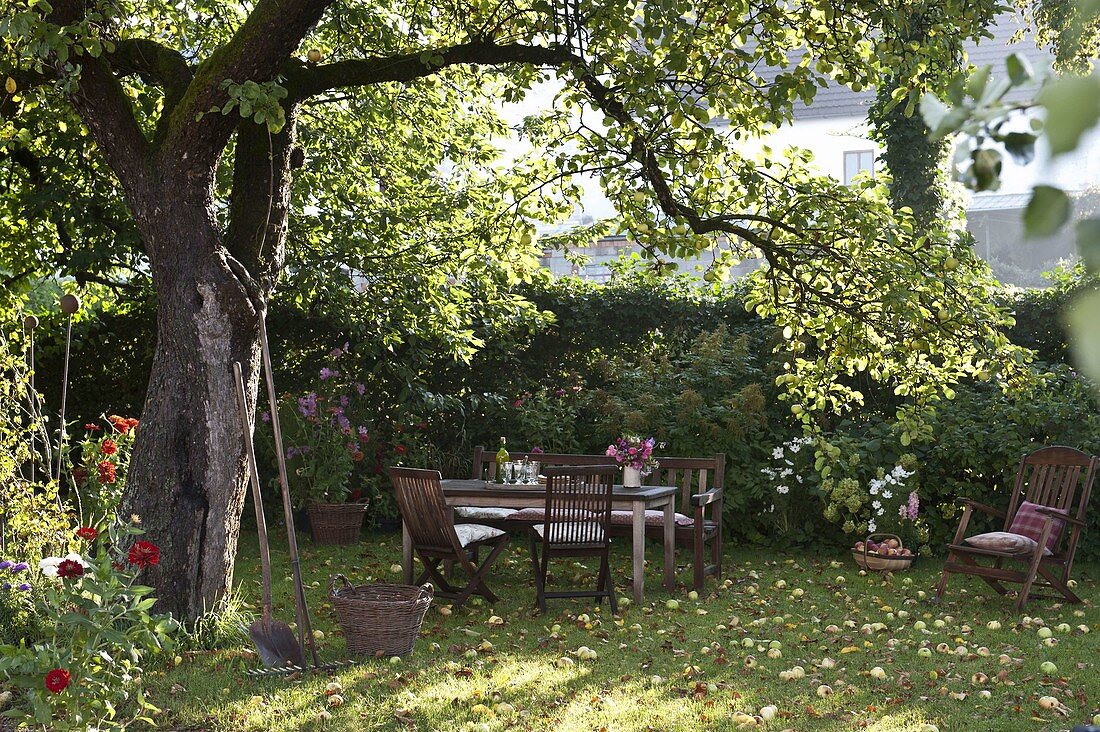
[867,520,877,532]
[882,490,893,499]
[776,486,789,495]
[39,553,87,578]
[780,468,793,478]
[796,475,804,483]
[768,504,775,512]
[876,507,884,516]
[772,447,784,460]
[872,500,882,510]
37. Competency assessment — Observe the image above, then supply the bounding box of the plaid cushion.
[1008,501,1068,554]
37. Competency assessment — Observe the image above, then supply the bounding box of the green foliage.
[0,521,177,730]
[177,586,253,653]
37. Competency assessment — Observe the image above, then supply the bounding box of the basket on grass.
[330,575,433,657]
[307,500,369,545]
[851,533,916,571]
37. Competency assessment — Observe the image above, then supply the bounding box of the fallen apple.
[1039,661,1057,674]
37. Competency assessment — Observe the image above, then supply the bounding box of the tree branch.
[285,40,577,99]
[162,0,333,171]
[49,0,151,188]
[108,38,193,144]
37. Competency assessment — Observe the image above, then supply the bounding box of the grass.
[146,529,1100,731]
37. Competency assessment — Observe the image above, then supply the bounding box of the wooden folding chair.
[388,467,509,608]
[528,464,618,614]
[935,445,1097,611]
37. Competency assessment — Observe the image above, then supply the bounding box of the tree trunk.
[122,200,265,619]
[121,114,297,620]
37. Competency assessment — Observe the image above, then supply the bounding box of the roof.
[788,12,1054,121]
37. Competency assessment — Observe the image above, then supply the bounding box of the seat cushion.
[532,522,606,544]
[511,508,594,522]
[964,531,1040,554]
[1008,501,1068,554]
[609,509,695,527]
[454,506,518,521]
[453,523,506,547]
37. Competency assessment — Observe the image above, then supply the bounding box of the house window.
[843,150,875,185]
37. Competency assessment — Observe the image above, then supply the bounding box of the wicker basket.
[851,533,916,571]
[330,576,433,657]
[307,501,368,545]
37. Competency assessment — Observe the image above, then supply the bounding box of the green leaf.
[919,93,949,135]
[1005,53,1033,86]
[1076,218,1100,273]
[1001,132,1036,165]
[1038,75,1100,155]
[1068,290,1100,385]
[1024,185,1071,238]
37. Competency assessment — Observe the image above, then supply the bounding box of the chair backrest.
[471,447,725,508]
[1003,445,1098,535]
[542,465,616,546]
[387,467,458,552]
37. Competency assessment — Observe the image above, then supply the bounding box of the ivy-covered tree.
[3,0,1017,617]
[869,2,998,231]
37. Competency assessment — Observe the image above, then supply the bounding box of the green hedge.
[25,271,1100,557]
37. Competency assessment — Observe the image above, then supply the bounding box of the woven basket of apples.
[851,533,915,571]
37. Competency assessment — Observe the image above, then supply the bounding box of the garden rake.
[232,361,301,669]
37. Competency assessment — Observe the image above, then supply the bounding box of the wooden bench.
[466,447,724,590]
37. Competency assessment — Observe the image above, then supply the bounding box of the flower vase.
[623,466,642,488]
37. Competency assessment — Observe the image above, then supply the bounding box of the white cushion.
[454,523,506,547]
[964,531,1046,555]
[532,522,606,544]
[454,506,518,521]
[512,508,595,522]
[609,509,695,527]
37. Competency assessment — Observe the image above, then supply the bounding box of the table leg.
[633,501,645,603]
[663,497,676,590]
[402,519,413,585]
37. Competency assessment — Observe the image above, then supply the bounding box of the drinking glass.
[525,461,541,484]
[501,461,515,484]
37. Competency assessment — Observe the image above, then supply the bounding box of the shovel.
[233,361,302,668]
[256,311,321,669]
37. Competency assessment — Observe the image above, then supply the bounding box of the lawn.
[146,530,1100,731]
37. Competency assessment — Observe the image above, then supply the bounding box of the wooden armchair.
[935,446,1097,611]
[388,467,510,608]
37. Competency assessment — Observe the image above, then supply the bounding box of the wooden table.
[401,479,678,603]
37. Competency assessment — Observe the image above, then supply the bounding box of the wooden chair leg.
[457,538,508,606]
[934,556,953,603]
[602,553,618,614]
[1016,549,1046,612]
[528,532,546,610]
[693,524,705,591]
[538,546,550,614]
[1037,564,1083,604]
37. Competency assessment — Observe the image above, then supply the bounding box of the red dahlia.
[57,559,84,579]
[100,438,118,456]
[97,460,117,484]
[75,527,99,541]
[44,668,71,694]
[127,540,160,569]
[84,423,102,432]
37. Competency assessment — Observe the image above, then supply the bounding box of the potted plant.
[605,434,660,487]
[270,346,371,545]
